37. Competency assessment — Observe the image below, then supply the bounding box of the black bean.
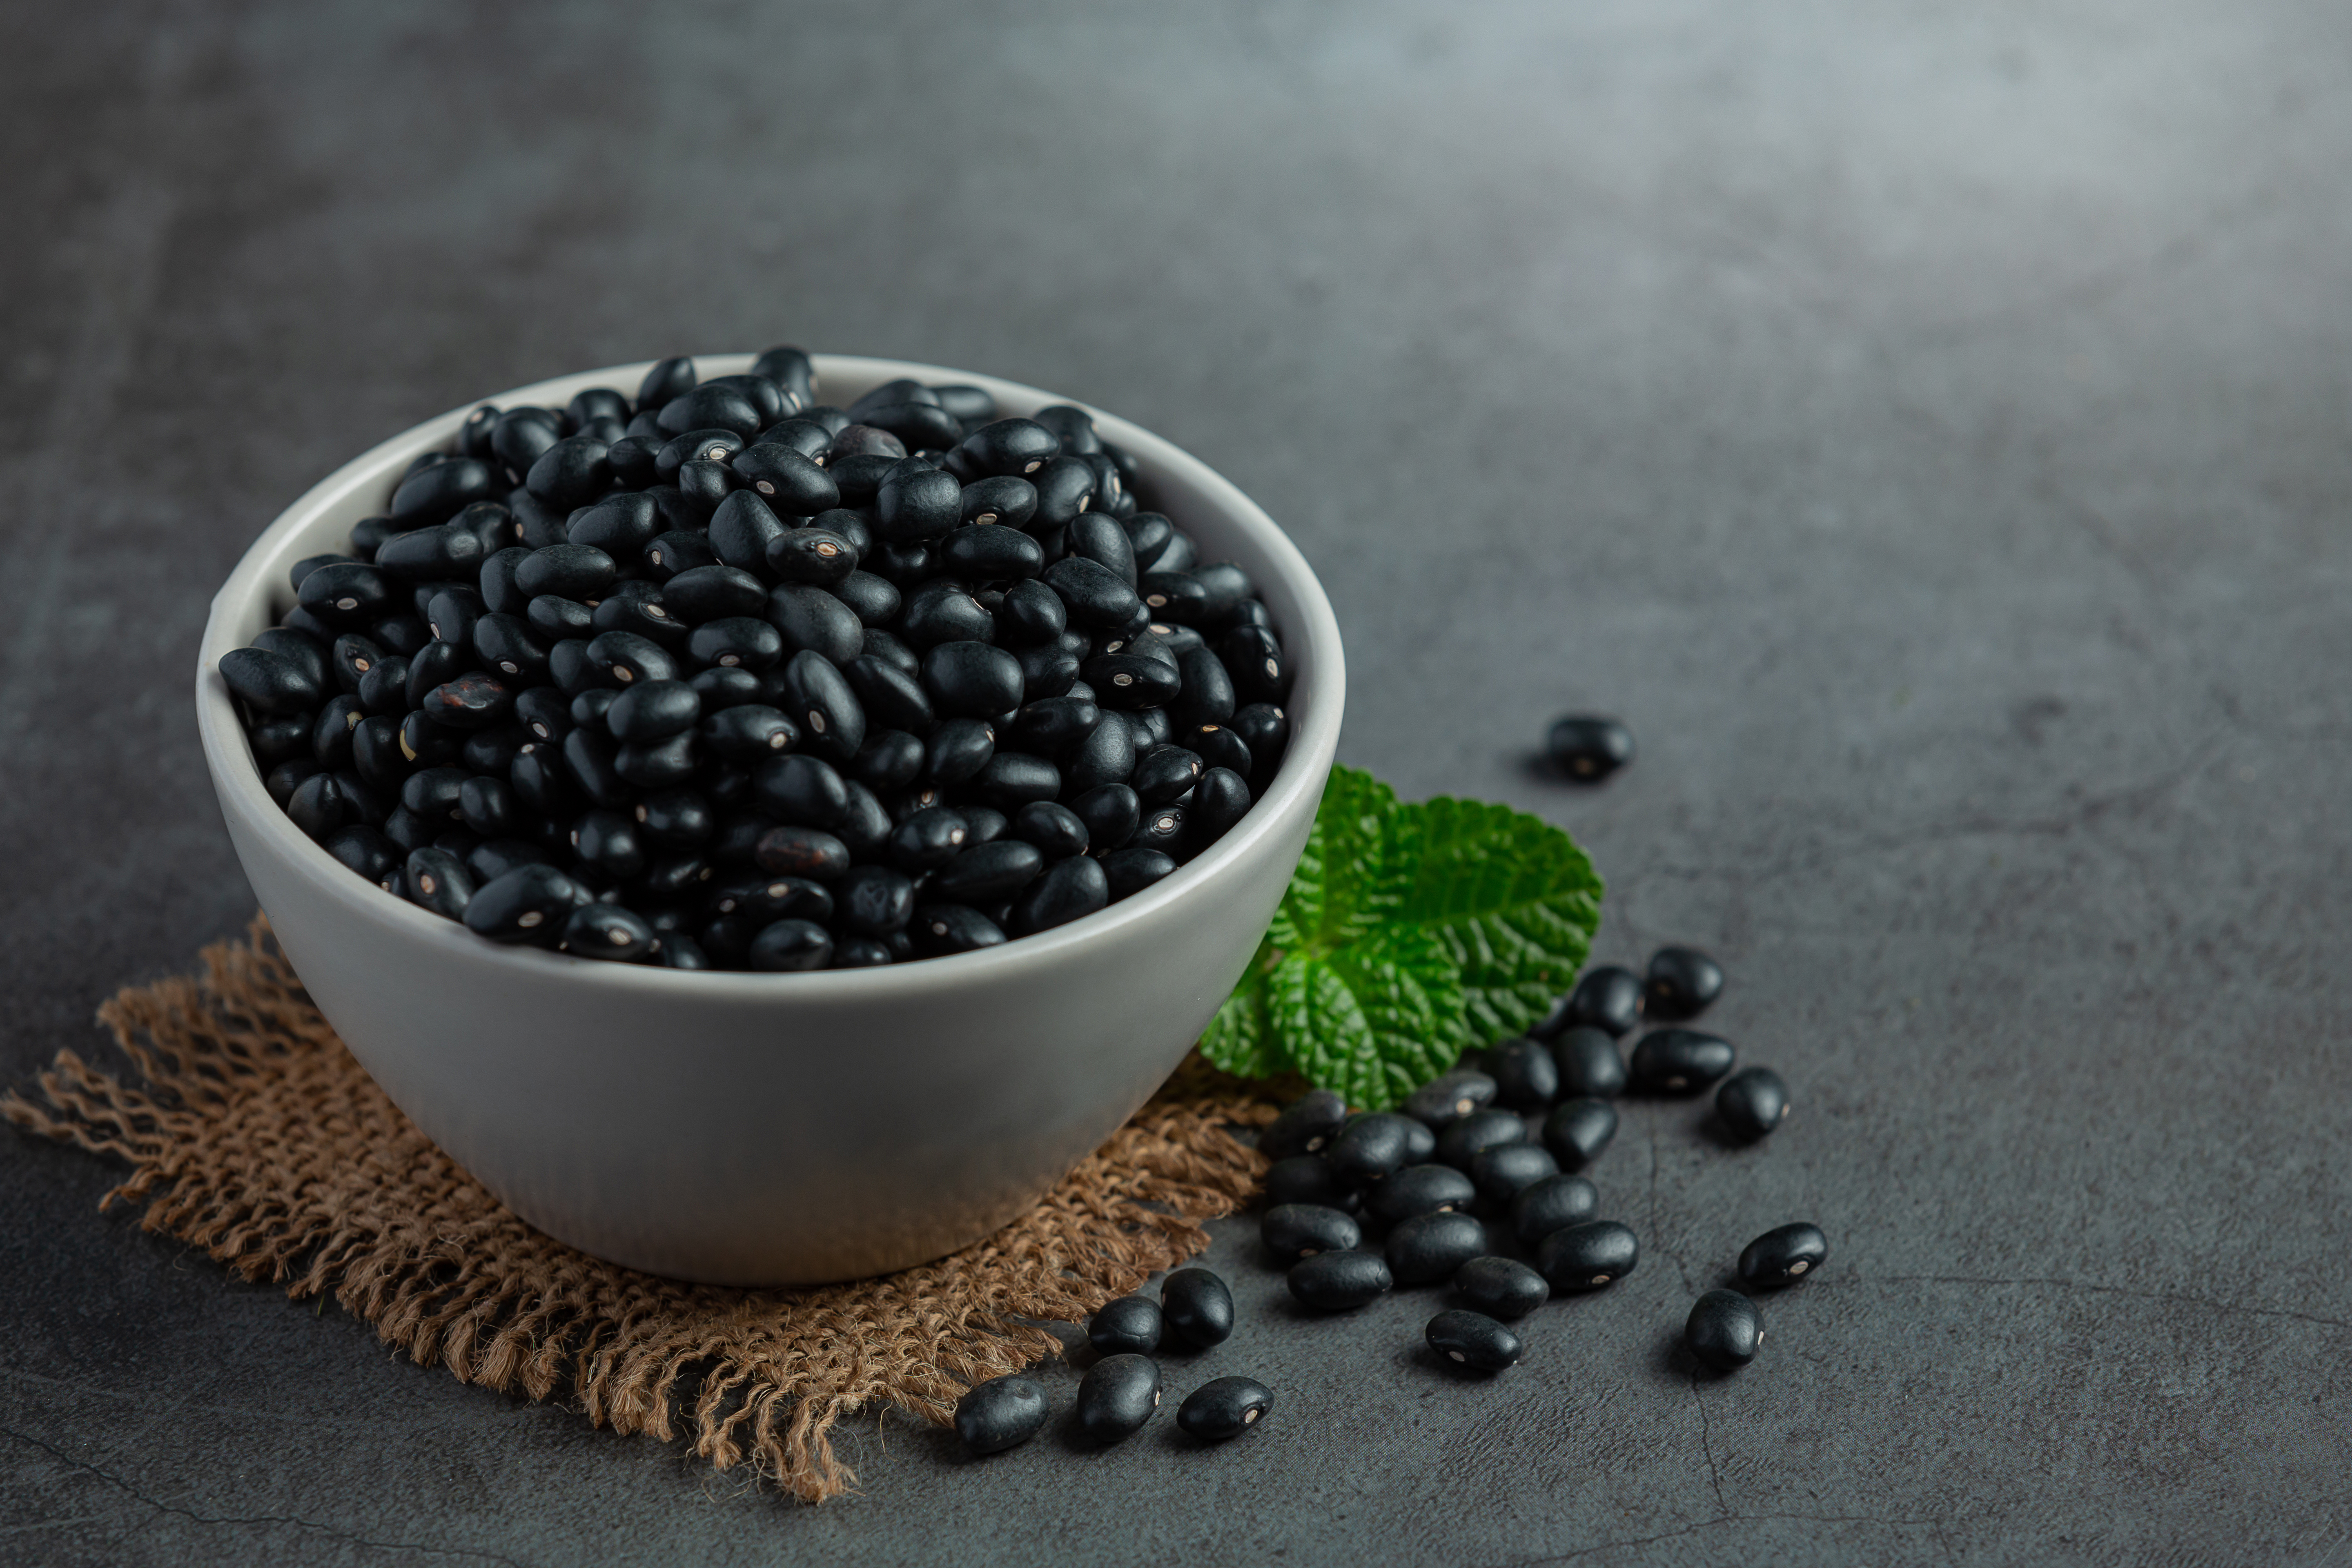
[1542,1099,1618,1170]
[373,521,487,583]
[266,758,324,808]
[463,863,590,945]
[1534,1220,1639,1292]
[285,772,345,841]
[632,788,713,848]
[1715,1066,1790,1142]
[1426,1309,1522,1373]
[1159,1267,1234,1349]
[1386,1210,1488,1286]
[777,650,865,764]
[400,765,468,825]
[1644,945,1725,1022]
[699,704,798,762]
[309,703,365,769]
[953,1374,1048,1456]
[390,456,497,528]
[1486,1037,1560,1109]
[1175,1376,1270,1442]
[636,356,697,412]
[297,562,396,629]
[1685,1290,1764,1372]
[1260,1089,1349,1161]
[705,490,786,574]
[762,527,859,588]
[402,846,474,920]
[973,752,1060,810]
[909,903,1005,956]
[1029,454,1097,527]
[322,824,401,887]
[1364,1163,1477,1227]
[932,839,1046,904]
[1227,703,1288,787]
[1043,556,1144,634]
[887,806,971,871]
[1509,1174,1599,1246]
[1121,512,1174,571]
[1127,744,1201,808]
[515,543,617,604]
[1180,722,1252,781]
[1004,696,1096,757]
[996,579,1065,647]
[1547,1026,1628,1100]
[1261,1204,1361,1265]
[1545,714,1635,783]
[473,615,551,684]
[220,647,324,717]
[851,729,925,792]
[1737,1223,1828,1287]
[747,824,849,882]
[832,571,901,630]
[1328,1114,1414,1185]
[660,564,764,624]
[1072,1353,1161,1446]
[603,679,699,743]
[1406,1070,1499,1129]
[1435,1108,1528,1172]
[1552,965,1644,1039]
[1469,1142,1558,1203]
[826,422,908,466]
[873,460,960,543]
[458,774,518,837]
[936,522,1045,584]
[765,584,866,668]
[1287,1250,1392,1311]
[1137,570,1210,626]
[1086,1294,1163,1356]
[687,668,765,715]
[918,641,1023,719]
[750,347,814,406]
[1009,800,1088,859]
[1064,710,1138,793]
[958,418,1058,479]
[1263,1154,1355,1211]
[492,408,563,478]
[1627,1029,1736,1095]
[1218,625,1288,704]
[746,917,832,971]
[659,384,762,440]
[731,443,837,513]
[1098,846,1176,899]
[559,904,655,962]
[831,865,914,937]
[1083,653,1181,711]
[527,595,595,641]
[1452,1256,1550,1320]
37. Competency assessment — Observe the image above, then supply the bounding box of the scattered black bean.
[954,1375,1049,1455]
[1541,1098,1619,1170]
[1287,1250,1392,1311]
[1627,1029,1737,1095]
[1509,1174,1599,1247]
[1385,1210,1488,1286]
[1364,1163,1477,1227]
[1427,1309,1522,1371]
[1549,966,1643,1038]
[1533,1220,1639,1292]
[1075,1354,1163,1445]
[1160,1267,1235,1349]
[1261,1090,1349,1160]
[1645,944,1724,1020]
[1737,1223,1827,1287]
[1468,1142,1558,1204]
[1261,1204,1361,1265]
[1548,1026,1628,1099]
[1326,1112,1417,1185]
[1715,1066,1789,1141]
[1487,1037,1560,1108]
[1263,1154,1358,1212]
[1087,1295,1163,1356]
[1545,714,1634,782]
[1684,1290,1763,1371]
[1451,1256,1549,1319]
[1434,1107,1527,1172]
[1176,1376,1270,1441]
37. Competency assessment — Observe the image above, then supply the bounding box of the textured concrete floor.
[4,2,2350,1564]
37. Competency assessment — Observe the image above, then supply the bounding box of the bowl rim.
[195,353,1345,998]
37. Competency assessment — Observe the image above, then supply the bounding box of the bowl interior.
[198,354,1347,996]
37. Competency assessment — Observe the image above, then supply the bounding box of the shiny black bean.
[997,578,1065,645]
[1074,1354,1160,1446]
[909,902,1005,956]
[1534,1219,1639,1292]
[1137,570,1210,626]
[1715,1067,1790,1142]
[349,717,408,789]
[492,408,563,477]
[1227,702,1287,784]
[1065,711,1139,793]
[521,436,608,512]
[1007,853,1107,935]
[1434,1107,1526,1173]
[959,417,1058,479]
[636,356,697,412]
[1508,1174,1599,1246]
[1628,1029,1736,1095]
[1054,790,1131,864]
[660,568,763,628]
[390,456,497,528]
[1427,1309,1521,1372]
[419,672,513,731]
[777,650,864,763]
[562,726,631,808]
[297,562,395,628]
[1686,1290,1763,1372]
[1260,1089,1348,1161]
[1738,1222,1828,1287]
[1470,1142,1558,1204]
[764,584,866,669]
[557,903,654,962]
[750,346,814,406]
[458,774,518,837]
[935,522,1045,584]
[754,752,850,828]
[732,443,837,513]
[850,729,925,792]
[1546,1026,1628,1100]
[1029,454,1096,527]
[959,475,1036,530]
[307,698,362,767]
[220,647,324,717]
[1159,1267,1234,1350]
[1261,1203,1361,1265]
[1543,1100,1618,1171]
[889,806,971,872]
[838,659,929,737]
[266,758,324,808]
[1453,1256,1549,1320]
[1365,1163,1478,1227]
[1546,714,1635,783]
[527,595,595,641]
[820,864,907,936]
[572,809,647,879]
[741,918,829,971]
[459,403,500,460]
[510,489,568,550]
[1263,1154,1355,1211]
[687,617,780,673]
[1121,512,1174,571]
[699,704,798,762]
[605,434,659,490]
[1178,722,1252,782]
[1009,802,1086,860]
[1646,945,1725,1020]
[762,528,858,589]
[515,544,617,603]
[322,824,402,887]
[760,421,833,465]
[603,679,699,743]
[372,521,486,583]
[1014,644,1080,700]
[1044,556,1144,632]
[974,751,1060,810]
[688,668,765,713]
[464,863,590,944]
[954,1375,1047,1456]
[826,423,906,466]
[1288,1250,1392,1311]
[898,581,995,651]
[1488,1037,1561,1109]
[1082,1294,1163,1359]
[828,453,897,508]
[860,401,963,452]
[631,788,712,848]
[917,641,1022,719]
[1546,965,1642,1039]
[1123,744,1198,808]
[285,772,345,841]
[931,840,1046,904]
[1004,696,1095,757]
[566,494,656,563]
[873,460,960,543]
[1181,767,1251,860]
[659,384,762,440]
[1082,653,1181,710]
[471,615,550,684]
[1406,1069,1499,1129]
[1387,1210,1488,1286]
[1099,846,1176,900]
[466,837,549,884]
[1027,404,1098,456]
[1218,625,1288,703]
[641,529,719,580]
[400,765,468,825]
[1165,648,1235,735]
[1326,1113,1413,1187]
[423,586,486,646]
[401,846,474,920]
[749,824,849,882]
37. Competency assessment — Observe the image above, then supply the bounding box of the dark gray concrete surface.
[4,2,2349,1562]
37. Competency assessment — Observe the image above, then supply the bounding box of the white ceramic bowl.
[195,355,1343,1285]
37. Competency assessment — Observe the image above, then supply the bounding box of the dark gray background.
[4,2,2347,1563]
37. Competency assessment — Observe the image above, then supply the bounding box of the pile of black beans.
[218,349,1294,970]
[953,946,1824,1459]
[1250,944,1820,1376]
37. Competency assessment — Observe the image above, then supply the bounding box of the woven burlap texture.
[0,918,1276,1502]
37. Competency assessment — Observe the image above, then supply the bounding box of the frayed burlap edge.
[0,916,1278,1502]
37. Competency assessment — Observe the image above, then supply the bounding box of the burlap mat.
[0,918,1276,1502]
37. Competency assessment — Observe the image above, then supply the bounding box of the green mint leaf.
[1270,764,1399,951]
[1270,922,1464,1110]
[1199,935,1286,1079]
[1395,796,1605,1045]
